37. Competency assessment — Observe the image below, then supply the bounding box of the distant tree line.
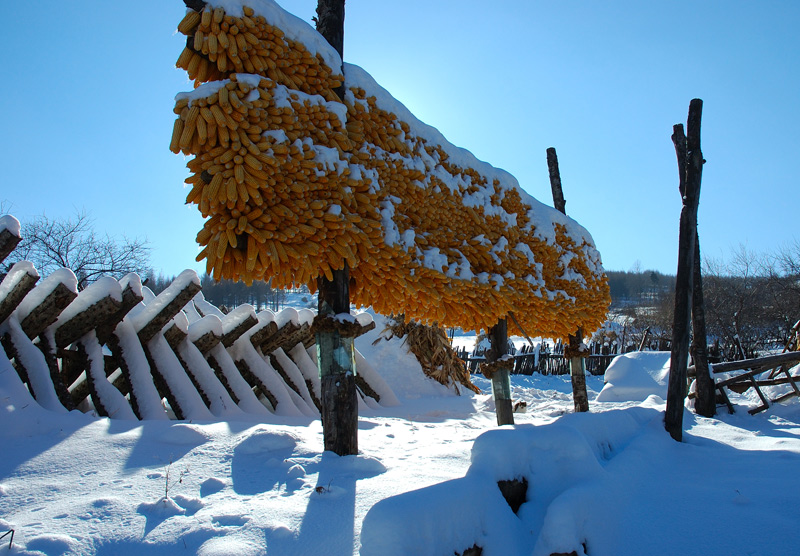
[144,271,302,313]
[606,244,800,360]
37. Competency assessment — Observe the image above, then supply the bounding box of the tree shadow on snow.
[263,452,387,554]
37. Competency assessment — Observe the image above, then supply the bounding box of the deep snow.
[2,331,800,555]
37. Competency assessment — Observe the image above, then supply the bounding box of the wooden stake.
[568,329,589,413]
[315,0,357,456]
[547,146,589,412]
[488,318,514,426]
[691,234,715,417]
[665,99,704,441]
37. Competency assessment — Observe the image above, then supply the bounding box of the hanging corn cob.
[171,0,610,339]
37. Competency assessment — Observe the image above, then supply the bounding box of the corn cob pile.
[171,0,610,339]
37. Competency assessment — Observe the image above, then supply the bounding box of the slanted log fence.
[0,220,391,422]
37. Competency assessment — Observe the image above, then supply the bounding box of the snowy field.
[2,328,800,555]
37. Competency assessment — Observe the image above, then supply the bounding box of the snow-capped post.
[314,0,359,456]
[665,99,704,442]
[547,147,590,412]
[484,318,514,426]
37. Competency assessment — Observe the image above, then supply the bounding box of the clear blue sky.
[1,0,797,277]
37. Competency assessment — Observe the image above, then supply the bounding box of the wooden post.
[488,318,514,426]
[691,234,715,417]
[665,99,704,441]
[546,147,566,214]
[568,329,589,412]
[547,146,589,412]
[315,0,357,456]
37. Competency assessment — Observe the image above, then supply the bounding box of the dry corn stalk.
[172,2,610,341]
[376,314,480,395]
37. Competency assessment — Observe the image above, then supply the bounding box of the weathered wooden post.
[547,147,589,412]
[484,318,514,426]
[315,0,358,456]
[665,99,704,441]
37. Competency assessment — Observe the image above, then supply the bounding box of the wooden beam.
[710,351,800,374]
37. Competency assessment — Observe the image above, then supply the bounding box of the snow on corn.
[171,0,610,339]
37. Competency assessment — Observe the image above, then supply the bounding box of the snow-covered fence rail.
[171,1,610,341]
[0,216,393,421]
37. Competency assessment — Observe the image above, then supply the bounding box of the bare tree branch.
[5,211,151,290]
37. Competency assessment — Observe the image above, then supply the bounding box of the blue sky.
[1,0,797,277]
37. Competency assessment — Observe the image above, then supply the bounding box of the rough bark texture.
[221,313,258,347]
[193,330,222,355]
[0,228,21,265]
[488,319,514,426]
[0,270,38,326]
[136,280,201,344]
[54,295,121,349]
[665,99,704,442]
[317,266,358,455]
[20,283,77,339]
[320,373,358,454]
[105,332,142,418]
[164,323,188,349]
[206,354,241,405]
[37,334,75,410]
[691,234,715,417]
[248,319,279,349]
[569,329,589,413]
[546,147,566,214]
[234,358,279,411]
[142,343,185,420]
[315,0,356,456]
[547,146,589,413]
[96,282,143,344]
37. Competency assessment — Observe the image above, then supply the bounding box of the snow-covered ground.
[2,334,800,555]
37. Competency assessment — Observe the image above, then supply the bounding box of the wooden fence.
[0,220,396,421]
[456,340,619,377]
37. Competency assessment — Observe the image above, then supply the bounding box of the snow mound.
[361,407,660,556]
[197,535,266,556]
[595,351,671,402]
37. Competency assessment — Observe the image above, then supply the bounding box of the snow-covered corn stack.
[172,0,610,338]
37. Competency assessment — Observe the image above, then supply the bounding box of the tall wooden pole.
[692,234,715,417]
[315,0,357,456]
[547,147,589,412]
[488,318,514,425]
[665,99,704,441]
[672,114,714,419]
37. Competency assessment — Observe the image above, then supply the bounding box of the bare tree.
[5,211,151,290]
